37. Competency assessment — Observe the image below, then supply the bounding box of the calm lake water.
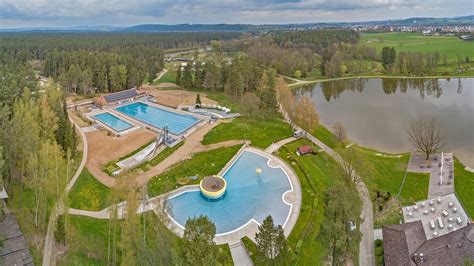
[294,78,474,168]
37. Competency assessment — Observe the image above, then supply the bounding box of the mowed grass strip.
[202,117,292,149]
[68,168,112,211]
[148,145,242,196]
[454,159,474,218]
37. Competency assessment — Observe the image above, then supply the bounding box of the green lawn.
[352,146,409,196]
[399,172,430,203]
[454,159,474,218]
[153,70,176,84]
[68,168,112,211]
[202,117,292,149]
[277,139,354,264]
[148,145,242,196]
[361,32,474,64]
[57,216,111,265]
[137,142,183,172]
[312,125,339,149]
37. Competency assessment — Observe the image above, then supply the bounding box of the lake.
[294,78,474,168]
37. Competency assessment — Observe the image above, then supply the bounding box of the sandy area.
[140,86,217,108]
[86,129,156,174]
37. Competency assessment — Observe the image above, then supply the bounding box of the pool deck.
[165,146,302,245]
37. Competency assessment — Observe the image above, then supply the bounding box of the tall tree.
[181,215,217,265]
[321,185,361,265]
[255,215,288,264]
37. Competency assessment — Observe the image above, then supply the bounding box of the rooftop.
[402,194,470,240]
[102,88,141,103]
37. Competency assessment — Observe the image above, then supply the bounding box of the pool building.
[93,88,147,108]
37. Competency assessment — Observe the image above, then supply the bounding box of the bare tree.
[336,147,374,186]
[407,118,445,160]
[333,121,348,144]
[276,77,296,124]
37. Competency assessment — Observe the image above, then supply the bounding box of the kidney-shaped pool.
[168,149,293,235]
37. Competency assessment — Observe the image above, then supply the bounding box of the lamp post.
[256,167,262,178]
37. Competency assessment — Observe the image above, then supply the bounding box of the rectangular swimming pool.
[115,102,200,135]
[92,112,133,132]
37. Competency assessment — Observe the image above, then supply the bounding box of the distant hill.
[1,15,472,33]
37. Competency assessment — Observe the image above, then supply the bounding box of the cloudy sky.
[0,0,472,28]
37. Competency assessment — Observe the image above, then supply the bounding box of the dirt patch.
[86,129,155,168]
[156,82,179,88]
[140,86,217,108]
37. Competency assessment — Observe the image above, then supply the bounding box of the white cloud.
[0,0,470,27]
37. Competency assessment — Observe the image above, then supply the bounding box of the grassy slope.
[202,117,292,149]
[148,145,242,196]
[57,216,110,265]
[153,70,177,84]
[361,32,474,63]
[278,139,350,264]
[454,159,474,217]
[68,168,112,211]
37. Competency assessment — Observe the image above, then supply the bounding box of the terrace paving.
[407,152,455,199]
[402,193,469,240]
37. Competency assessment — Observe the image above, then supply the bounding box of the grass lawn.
[353,146,409,196]
[57,215,111,265]
[399,172,430,203]
[312,125,339,149]
[153,70,176,84]
[68,168,112,211]
[454,159,474,218]
[277,139,355,264]
[148,145,242,196]
[202,117,292,149]
[361,32,474,64]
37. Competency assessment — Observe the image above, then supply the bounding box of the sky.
[0,0,472,28]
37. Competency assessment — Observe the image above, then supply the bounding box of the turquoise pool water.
[116,102,199,135]
[169,150,292,234]
[92,112,133,132]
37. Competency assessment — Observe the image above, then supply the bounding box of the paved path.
[153,68,168,82]
[264,137,297,153]
[229,241,253,266]
[280,110,375,266]
[43,118,89,266]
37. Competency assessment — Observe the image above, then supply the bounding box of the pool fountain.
[200,175,227,200]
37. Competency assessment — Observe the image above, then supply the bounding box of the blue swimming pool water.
[92,112,133,132]
[116,102,199,135]
[169,150,292,234]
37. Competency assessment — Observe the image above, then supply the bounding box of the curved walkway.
[43,117,89,266]
[280,110,375,266]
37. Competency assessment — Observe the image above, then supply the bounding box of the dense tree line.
[43,47,163,93]
[0,66,76,227]
[177,55,279,116]
[0,32,241,61]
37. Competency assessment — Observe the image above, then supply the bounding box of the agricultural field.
[361,32,474,63]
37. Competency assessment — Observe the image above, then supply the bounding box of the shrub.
[55,215,66,244]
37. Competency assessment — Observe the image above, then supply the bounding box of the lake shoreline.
[288,74,474,88]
